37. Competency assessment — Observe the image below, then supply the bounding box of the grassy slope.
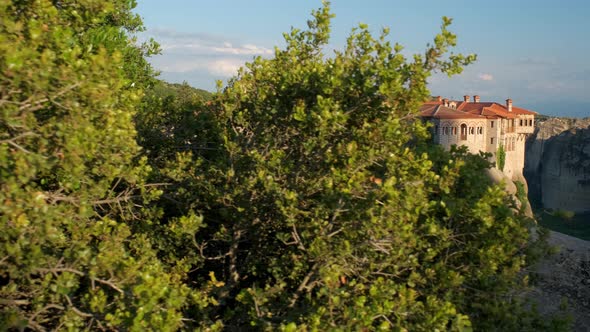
[535,210,590,241]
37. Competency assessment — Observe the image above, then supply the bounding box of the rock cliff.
[524,117,590,212]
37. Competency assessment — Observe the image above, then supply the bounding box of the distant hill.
[536,114,590,122]
[150,80,212,101]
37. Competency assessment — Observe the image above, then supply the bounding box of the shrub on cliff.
[144,3,554,330]
[1,0,560,330]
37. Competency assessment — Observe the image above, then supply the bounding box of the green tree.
[497,143,506,171]
[147,3,555,330]
[0,0,212,330]
[136,80,214,163]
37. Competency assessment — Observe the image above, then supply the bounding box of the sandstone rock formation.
[524,118,590,213]
[484,168,533,217]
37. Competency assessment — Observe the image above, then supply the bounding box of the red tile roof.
[420,104,486,119]
[511,106,537,115]
[422,98,536,120]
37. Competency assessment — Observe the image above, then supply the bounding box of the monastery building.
[420,95,536,179]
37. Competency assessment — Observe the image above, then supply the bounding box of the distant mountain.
[521,100,589,119]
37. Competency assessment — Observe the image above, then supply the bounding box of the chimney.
[463,95,470,102]
[506,98,512,112]
[473,95,480,103]
[436,96,442,102]
[442,98,449,107]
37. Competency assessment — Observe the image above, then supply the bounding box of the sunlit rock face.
[485,168,533,217]
[525,118,590,213]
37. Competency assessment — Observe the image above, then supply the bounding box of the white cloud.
[478,73,494,81]
[209,59,244,77]
[152,58,204,73]
[211,44,273,56]
[159,42,272,57]
[150,56,244,78]
[141,27,274,81]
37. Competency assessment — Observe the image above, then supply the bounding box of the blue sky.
[136,1,590,117]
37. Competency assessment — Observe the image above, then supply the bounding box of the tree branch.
[288,262,319,308]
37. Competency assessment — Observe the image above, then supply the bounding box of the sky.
[135,0,590,117]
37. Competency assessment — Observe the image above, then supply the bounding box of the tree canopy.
[1,0,565,330]
[0,0,201,330]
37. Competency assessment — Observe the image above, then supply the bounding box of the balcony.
[516,125,535,134]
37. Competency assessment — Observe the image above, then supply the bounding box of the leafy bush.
[515,180,529,212]
[554,209,576,220]
[1,0,561,330]
[140,3,553,330]
[497,144,506,171]
[0,0,207,330]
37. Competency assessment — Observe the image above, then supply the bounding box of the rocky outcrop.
[529,231,590,331]
[524,118,590,213]
[485,168,533,217]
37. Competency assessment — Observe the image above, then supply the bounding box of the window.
[490,137,494,144]
[520,119,523,126]
[491,121,494,128]
[460,124,467,140]
[452,127,457,135]
[469,127,474,135]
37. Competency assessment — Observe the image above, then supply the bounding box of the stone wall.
[434,119,487,154]
[502,133,528,180]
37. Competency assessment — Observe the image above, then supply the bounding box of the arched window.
[469,127,474,135]
[460,124,467,140]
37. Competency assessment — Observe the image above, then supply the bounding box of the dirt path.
[529,231,590,331]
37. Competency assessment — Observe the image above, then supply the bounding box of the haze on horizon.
[136,0,590,118]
